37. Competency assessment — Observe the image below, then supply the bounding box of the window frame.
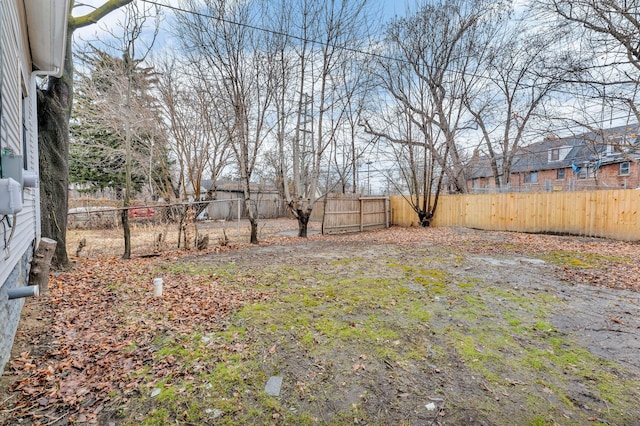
[578,166,596,180]
[524,171,539,184]
[619,162,630,176]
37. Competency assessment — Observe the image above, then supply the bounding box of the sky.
[70,0,638,194]
[71,0,407,44]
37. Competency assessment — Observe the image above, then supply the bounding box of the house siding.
[0,0,41,375]
[507,162,640,192]
[0,245,32,373]
[596,161,640,189]
[206,189,284,220]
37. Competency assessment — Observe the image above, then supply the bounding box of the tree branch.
[70,0,135,31]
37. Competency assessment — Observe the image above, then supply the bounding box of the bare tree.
[363,98,446,227]
[462,22,567,188]
[71,2,160,258]
[371,0,508,195]
[175,0,274,244]
[39,0,134,268]
[269,0,376,237]
[364,0,506,224]
[155,56,232,248]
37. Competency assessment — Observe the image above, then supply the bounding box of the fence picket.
[390,189,640,241]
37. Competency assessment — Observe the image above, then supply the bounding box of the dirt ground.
[2,223,640,425]
[191,228,640,424]
[204,230,640,374]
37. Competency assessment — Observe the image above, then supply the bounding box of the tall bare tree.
[371,0,508,195]
[364,0,506,223]
[71,2,160,259]
[269,0,375,237]
[363,97,446,226]
[175,0,274,244]
[462,22,568,188]
[39,0,134,268]
[120,2,159,258]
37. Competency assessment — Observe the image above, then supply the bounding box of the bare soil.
[203,229,640,374]
[2,223,640,425]
[191,227,640,424]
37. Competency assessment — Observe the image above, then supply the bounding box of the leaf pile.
[2,256,268,425]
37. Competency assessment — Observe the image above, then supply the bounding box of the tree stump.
[197,234,209,250]
[28,238,57,294]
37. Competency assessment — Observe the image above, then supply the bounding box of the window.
[550,148,560,161]
[524,171,538,184]
[620,162,630,176]
[556,169,565,180]
[578,166,596,180]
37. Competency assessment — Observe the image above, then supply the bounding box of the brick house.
[467,124,640,193]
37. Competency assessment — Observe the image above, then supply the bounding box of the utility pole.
[366,160,372,195]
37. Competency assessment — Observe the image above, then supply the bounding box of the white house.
[0,0,70,374]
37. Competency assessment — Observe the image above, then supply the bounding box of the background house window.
[550,148,560,161]
[556,169,565,179]
[620,162,630,176]
[578,166,596,179]
[524,171,538,183]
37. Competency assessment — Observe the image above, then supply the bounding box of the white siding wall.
[0,0,39,289]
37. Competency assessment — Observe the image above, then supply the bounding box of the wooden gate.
[321,195,389,234]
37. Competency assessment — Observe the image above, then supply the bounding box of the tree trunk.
[418,211,432,227]
[297,210,310,237]
[38,2,136,268]
[37,35,73,269]
[28,238,57,293]
[249,217,258,244]
[121,208,131,259]
[246,197,258,244]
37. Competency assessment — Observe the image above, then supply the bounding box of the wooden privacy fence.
[390,189,640,241]
[321,195,389,234]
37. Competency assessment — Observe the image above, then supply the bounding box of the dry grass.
[66,218,321,258]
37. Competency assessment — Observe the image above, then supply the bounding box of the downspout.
[7,285,39,299]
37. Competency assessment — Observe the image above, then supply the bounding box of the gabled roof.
[468,124,640,179]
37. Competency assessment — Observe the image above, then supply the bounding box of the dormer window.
[550,148,560,161]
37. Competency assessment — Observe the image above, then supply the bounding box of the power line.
[140,0,638,140]
[141,0,639,100]
[141,0,401,64]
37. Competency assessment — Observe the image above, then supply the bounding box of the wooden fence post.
[385,197,389,228]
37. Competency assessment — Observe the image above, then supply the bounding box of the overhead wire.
[140,0,404,65]
[139,0,638,139]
